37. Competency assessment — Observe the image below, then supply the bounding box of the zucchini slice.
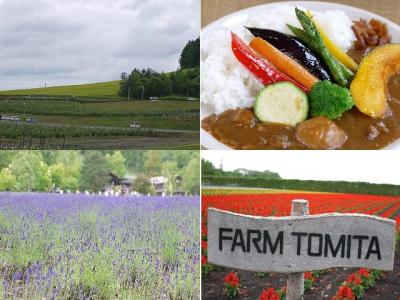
[254,82,308,127]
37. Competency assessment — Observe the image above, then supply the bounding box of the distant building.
[234,168,250,176]
[149,176,168,196]
[105,172,133,195]
[173,175,185,196]
[104,173,186,196]
[149,175,185,196]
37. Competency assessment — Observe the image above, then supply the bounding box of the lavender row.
[0,192,200,299]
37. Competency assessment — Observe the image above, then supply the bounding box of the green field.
[0,81,121,97]
[35,115,198,130]
[0,81,199,149]
[0,99,199,117]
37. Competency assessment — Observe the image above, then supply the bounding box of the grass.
[0,80,121,97]
[0,122,164,139]
[0,134,200,150]
[163,143,200,150]
[24,115,199,131]
[0,100,199,118]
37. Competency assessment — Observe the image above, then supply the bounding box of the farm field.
[0,123,199,150]
[29,115,199,131]
[0,80,121,97]
[0,134,199,150]
[0,98,199,149]
[201,188,400,299]
[202,187,335,195]
[0,192,200,299]
[0,99,200,116]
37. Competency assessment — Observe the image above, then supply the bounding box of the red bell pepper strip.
[231,32,309,92]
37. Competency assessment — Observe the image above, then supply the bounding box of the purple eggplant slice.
[246,27,331,81]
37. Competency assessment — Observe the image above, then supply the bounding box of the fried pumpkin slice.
[350,44,400,118]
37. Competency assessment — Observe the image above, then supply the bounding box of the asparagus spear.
[340,62,355,82]
[295,7,349,87]
[287,24,316,52]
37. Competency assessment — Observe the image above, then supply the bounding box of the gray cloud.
[0,0,199,89]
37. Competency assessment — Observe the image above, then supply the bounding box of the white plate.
[201,1,400,150]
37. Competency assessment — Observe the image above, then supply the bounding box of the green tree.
[119,37,200,98]
[106,151,127,177]
[0,168,16,191]
[0,151,17,169]
[179,38,200,69]
[9,151,51,192]
[183,156,200,195]
[133,174,154,195]
[160,150,194,169]
[122,151,145,174]
[161,161,178,194]
[49,164,66,190]
[41,151,61,165]
[172,70,186,95]
[143,151,162,177]
[79,151,109,192]
[55,151,82,167]
[201,159,218,176]
[54,151,82,191]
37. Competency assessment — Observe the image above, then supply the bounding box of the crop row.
[0,100,199,118]
[0,123,169,139]
[202,193,399,218]
[0,95,199,103]
[0,193,200,299]
[202,177,400,196]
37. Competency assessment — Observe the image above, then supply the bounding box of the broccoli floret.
[308,80,354,120]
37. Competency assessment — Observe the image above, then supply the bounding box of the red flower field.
[201,188,400,299]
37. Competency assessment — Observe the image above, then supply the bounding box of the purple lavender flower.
[0,192,200,299]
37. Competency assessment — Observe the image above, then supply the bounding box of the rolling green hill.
[0,80,121,97]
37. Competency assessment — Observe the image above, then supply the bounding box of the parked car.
[149,96,159,101]
[26,117,37,123]
[1,115,20,121]
[129,122,142,129]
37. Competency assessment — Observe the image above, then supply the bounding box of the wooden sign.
[207,207,396,273]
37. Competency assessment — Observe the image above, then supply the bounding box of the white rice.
[201,5,356,115]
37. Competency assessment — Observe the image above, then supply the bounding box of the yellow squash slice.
[350,44,400,118]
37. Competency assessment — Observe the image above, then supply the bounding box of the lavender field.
[0,192,200,299]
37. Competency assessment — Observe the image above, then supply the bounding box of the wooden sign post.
[287,200,308,300]
[207,199,396,300]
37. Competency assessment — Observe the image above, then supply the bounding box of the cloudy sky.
[202,151,400,185]
[0,0,199,90]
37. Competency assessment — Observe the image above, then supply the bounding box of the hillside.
[0,80,121,97]
[0,68,199,99]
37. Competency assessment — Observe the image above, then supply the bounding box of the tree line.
[0,151,200,195]
[202,159,281,179]
[119,38,200,99]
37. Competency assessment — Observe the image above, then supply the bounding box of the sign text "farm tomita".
[218,228,381,260]
[207,209,396,273]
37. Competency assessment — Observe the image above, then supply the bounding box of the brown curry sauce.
[202,48,400,149]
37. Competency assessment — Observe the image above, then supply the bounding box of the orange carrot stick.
[250,37,319,90]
